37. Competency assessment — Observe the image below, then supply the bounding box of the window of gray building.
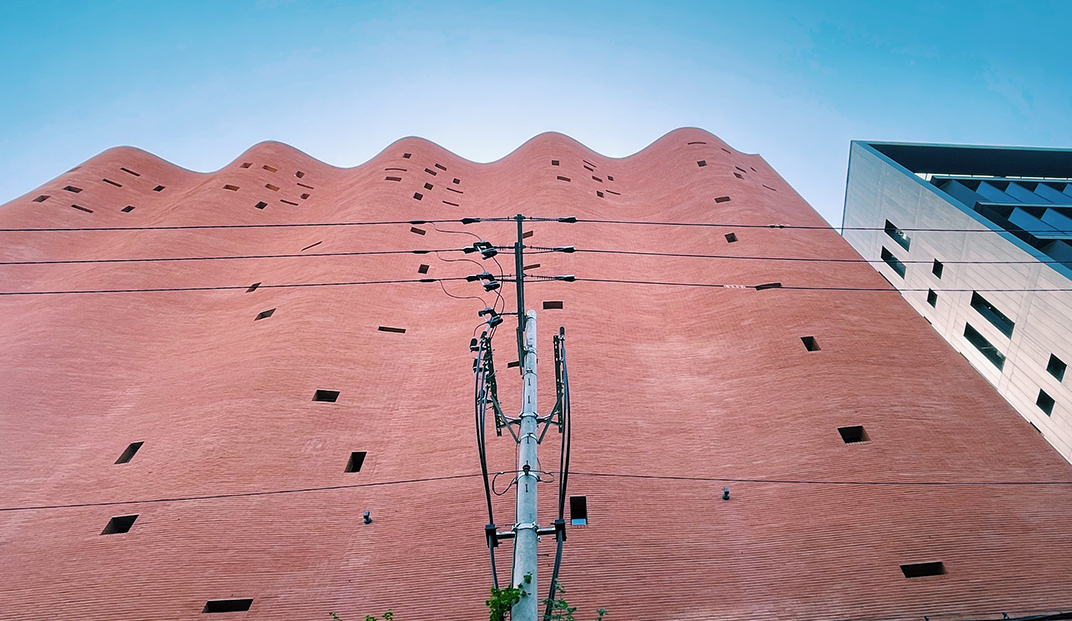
[1037,389,1055,416]
[927,289,938,307]
[970,292,1015,337]
[880,247,906,278]
[884,220,911,251]
[932,259,943,279]
[1048,355,1066,382]
[964,323,1006,370]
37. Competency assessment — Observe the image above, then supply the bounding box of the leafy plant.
[543,583,606,621]
[486,573,531,621]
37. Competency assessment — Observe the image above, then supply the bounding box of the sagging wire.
[545,327,572,621]
[473,326,500,589]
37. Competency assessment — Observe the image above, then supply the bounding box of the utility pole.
[511,308,539,621]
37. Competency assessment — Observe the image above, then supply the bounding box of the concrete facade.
[843,140,1072,462]
[4,129,1072,621]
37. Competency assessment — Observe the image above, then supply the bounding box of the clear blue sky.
[1,1,1069,226]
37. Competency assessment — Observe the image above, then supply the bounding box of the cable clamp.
[485,523,499,548]
[515,522,539,532]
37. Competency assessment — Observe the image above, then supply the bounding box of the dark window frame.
[970,292,1015,337]
[884,219,911,251]
[963,323,1006,370]
[880,247,906,278]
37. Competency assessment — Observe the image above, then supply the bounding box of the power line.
[571,217,1072,236]
[572,471,1072,487]
[566,277,1072,294]
[0,217,509,233]
[0,277,469,296]
[0,473,482,512]
[0,248,466,266]
[566,247,1072,267]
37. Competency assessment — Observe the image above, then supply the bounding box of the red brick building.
[2,128,1071,620]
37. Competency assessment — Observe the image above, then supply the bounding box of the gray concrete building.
[842,141,1072,462]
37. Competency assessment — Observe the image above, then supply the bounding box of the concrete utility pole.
[511,308,539,621]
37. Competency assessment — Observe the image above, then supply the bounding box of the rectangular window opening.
[115,441,144,464]
[507,361,520,368]
[880,246,906,278]
[688,141,707,145]
[434,163,447,171]
[385,176,402,182]
[410,226,426,235]
[280,199,298,206]
[697,160,707,167]
[900,562,945,578]
[523,263,541,270]
[300,193,310,200]
[313,390,340,402]
[970,292,1014,337]
[424,168,437,176]
[543,301,564,310]
[1037,389,1055,416]
[583,165,594,172]
[345,451,367,473]
[714,196,731,203]
[121,167,142,176]
[297,182,314,189]
[932,259,943,279]
[402,153,411,159]
[295,171,305,178]
[801,336,820,352]
[262,165,277,173]
[556,176,570,182]
[443,200,460,207]
[596,191,604,198]
[240,162,252,169]
[153,185,165,192]
[569,496,588,526]
[103,178,122,188]
[725,233,738,243]
[453,178,460,184]
[378,326,406,334]
[592,176,603,182]
[265,184,279,192]
[33,194,49,202]
[223,184,239,191]
[607,175,614,181]
[255,308,275,320]
[1047,354,1066,381]
[413,192,423,200]
[927,289,937,307]
[247,282,261,293]
[121,205,135,213]
[964,323,1005,370]
[101,514,138,535]
[71,204,93,213]
[417,264,430,274]
[522,230,534,239]
[64,185,82,193]
[884,219,911,250]
[734,172,744,179]
[424,183,433,190]
[551,160,560,166]
[203,599,253,614]
[255,201,268,210]
[838,426,868,444]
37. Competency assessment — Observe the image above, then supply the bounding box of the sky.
[1,0,1070,227]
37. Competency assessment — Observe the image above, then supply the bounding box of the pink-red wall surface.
[2,128,1071,621]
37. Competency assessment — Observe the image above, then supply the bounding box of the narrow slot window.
[932,259,943,279]
[801,336,820,352]
[522,231,533,239]
[410,227,426,235]
[714,196,731,203]
[255,201,268,210]
[297,183,314,189]
[838,426,868,444]
[378,326,406,333]
[443,200,459,207]
[688,141,707,145]
[556,176,570,182]
[121,205,135,213]
[121,167,141,176]
[115,441,144,464]
[247,282,260,292]
[280,199,298,206]
[255,308,275,320]
[1037,390,1055,416]
[385,176,402,182]
[734,172,744,179]
[970,292,1014,337]
[880,247,906,278]
[71,204,93,213]
[434,163,447,171]
[884,220,911,250]
[223,185,239,191]
[345,451,367,472]
[417,264,430,274]
[153,185,165,192]
[265,184,279,192]
[101,514,138,535]
[762,184,777,191]
[203,600,253,614]
[1047,354,1066,381]
[900,562,945,578]
[543,301,564,310]
[725,233,737,243]
[64,185,82,193]
[424,168,437,176]
[33,195,49,202]
[736,166,747,173]
[927,289,937,307]
[583,165,594,172]
[300,241,321,252]
[262,165,277,173]
[103,178,122,187]
[592,176,602,182]
[963,323,1005,370]
[569,496,588,525]
[313,390,340,402]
